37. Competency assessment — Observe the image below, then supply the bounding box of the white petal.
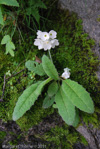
[40,32,49,41]
[61,71,70,79]
[43,41,52,51]
[51,39,59,48]
[37,30,42,39]
[64,68,70,72]
[61,68,71,79]
[49,30,57,39]
[34,39,43,49]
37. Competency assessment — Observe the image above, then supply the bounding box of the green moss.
[16,100,54,131]
[81,107,100,128]
[42,125,88,148]
[8,133,22,148]
[0,131,6,140]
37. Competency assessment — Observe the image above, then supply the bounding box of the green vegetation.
[0,0,100,148]
[0,131,6,140]
[43,125,88,148]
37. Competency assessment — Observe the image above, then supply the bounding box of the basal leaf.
[47,81,58,97]
[62,79,94,113]
[42,55,59,80]
[72,109,80,127]
[25,60,37,71]
[34,63,46,76]
[42,95,54,109]
[55,87,75,125]
[25,60,46,76]
[1,35,11,44]
[13,78,52,121]
[0,0,19,7]
[0,6,4,25]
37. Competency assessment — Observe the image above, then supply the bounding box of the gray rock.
[59,0,100,43]
[59,0,100,81]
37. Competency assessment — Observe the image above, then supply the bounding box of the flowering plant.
[34,30,59,50]
[13,30,94,127]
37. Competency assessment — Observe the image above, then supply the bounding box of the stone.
[59,0,100,81]
[59,0,100,43]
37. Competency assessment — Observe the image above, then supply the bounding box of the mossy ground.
[0,0,100,148]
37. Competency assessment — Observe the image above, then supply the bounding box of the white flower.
[61,68,70,79]
[34,30,59,51]
[49,30,57,39]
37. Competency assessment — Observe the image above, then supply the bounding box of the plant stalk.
[48,50,53,63]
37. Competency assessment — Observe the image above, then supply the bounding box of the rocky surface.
[59,0,100,43]
[59,0,100,81]
[0,115,90,149]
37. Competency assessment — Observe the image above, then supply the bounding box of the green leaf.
[28,0,47,9]
[55,87,75,125]
[0,6,4,25]
[13,78,52,121]
[34,63,46,76]
[31,8,40,24]
[25,60,46,76]
[72,109,80,127]
[42,55,59,80]
[62,79,94,113]
[25,60,37,71]
[47,81,58,97]
[6,41,15,57]
[0,0,19,7]
[26,0,46,24]
[42,96,54,109]
[1,35,11,44]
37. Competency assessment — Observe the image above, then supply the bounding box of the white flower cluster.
[61,68,70,79]
[34,30,59,51]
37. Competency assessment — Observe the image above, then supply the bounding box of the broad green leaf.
[6,41,15,57]
[42,96,54,109]
[47,81,58,97]
[62,79,94,113]
[0,6,4,25]
[1,35,11,44]
[13,78,52,121]
[72,109,80,127]
[42,55,59,80]
[34,63,46,76]
[25,60,46,76]
[0,0,19,7]
[25,60,37,71]
[55,87,75,125]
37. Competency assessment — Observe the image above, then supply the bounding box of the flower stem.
[48,50,53,63]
